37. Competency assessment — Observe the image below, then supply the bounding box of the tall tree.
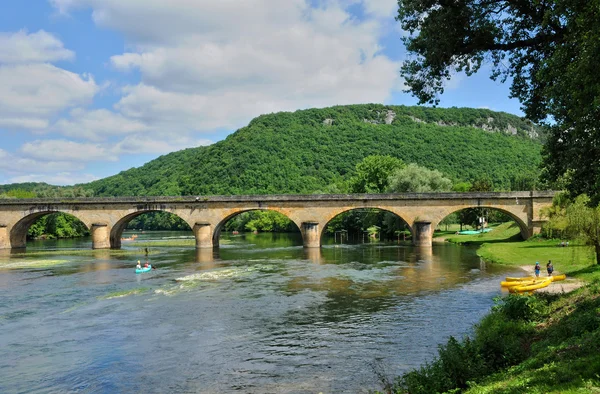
[396,0,600,201]
[543,194,600,265]
[349,155,405,193]
[387,163,453,193]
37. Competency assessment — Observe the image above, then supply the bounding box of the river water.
[0,232,520,393]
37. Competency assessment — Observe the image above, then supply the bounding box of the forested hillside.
[82,104,543,196]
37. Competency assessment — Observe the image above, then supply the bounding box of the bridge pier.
[91,224,110,249]
[0,225,8,249]
[302,221,321,248]
[412,221,432,247]
[194,222,213,249]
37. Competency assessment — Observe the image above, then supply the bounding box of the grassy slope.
[423,223,600,394]
[466,284,600,394]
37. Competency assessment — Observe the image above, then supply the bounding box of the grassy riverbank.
[381,282,600,394]
[436,222,600,282]
[378,222,600,393]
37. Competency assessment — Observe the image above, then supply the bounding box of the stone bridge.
[0,191,555,250]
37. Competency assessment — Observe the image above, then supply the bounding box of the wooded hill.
[80,104,542,196]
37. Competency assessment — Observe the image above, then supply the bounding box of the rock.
[385,110,396,124]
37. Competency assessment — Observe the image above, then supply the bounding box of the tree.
[387,163,452,193]
[396,0,600,201]
[545,194,600,264]
[348,155,405,193]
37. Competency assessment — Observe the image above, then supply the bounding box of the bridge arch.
[212,208,302,247]
[320,207,413,246]
[430,205,530,243]
[9,210,91,249]
[110,210,192,249]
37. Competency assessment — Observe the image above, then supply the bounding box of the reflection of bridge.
[0,191,555,250]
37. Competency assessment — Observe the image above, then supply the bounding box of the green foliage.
[542,194,600,264]
[452,182,472,192]
[223,211,298,233]
[348,155,405,193]
[324,209,410,240]
[27,213,90,239]
[387,163,453,193]
[1,189,37,198]
[396,0,600,202]
[81,105,543,196]
[126,212,190,231]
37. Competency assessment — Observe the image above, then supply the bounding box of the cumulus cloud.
[19,139,118,162]
[361,0,399,18]
[6,0,403,184]
[7,172,99,185]
[0,63,98,130]
[51,108,150,141]
[52,0,402,135]
[0,30,75,64]
[113,134,212,155]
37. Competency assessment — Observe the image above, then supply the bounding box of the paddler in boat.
[136,261,142,270]
[144,261,149,269]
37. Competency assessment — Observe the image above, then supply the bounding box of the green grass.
[436,221,600,282]
[437,222,524,245]
[478,237,600,282]
[463,284,600,394]
[383,283,600,394]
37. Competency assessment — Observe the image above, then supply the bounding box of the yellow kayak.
[503,274,566,286]
[505,276,536,282]
[509,278,552,293]
[501,279,539,287]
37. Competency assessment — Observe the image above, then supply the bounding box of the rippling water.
[0,232,522,393]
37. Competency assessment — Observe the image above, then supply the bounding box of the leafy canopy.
[387,163,453,193]
[396,0,600,200]
[349,155,405,193]
[542,193,600,264]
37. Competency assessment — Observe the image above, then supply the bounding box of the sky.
[0,0,524,186]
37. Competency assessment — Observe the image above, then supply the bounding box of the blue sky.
[0,0,524,186]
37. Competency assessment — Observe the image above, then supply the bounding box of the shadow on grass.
[564,264,600,276]
[451,234,524,246]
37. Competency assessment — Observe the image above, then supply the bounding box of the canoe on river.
[135,265,152,273]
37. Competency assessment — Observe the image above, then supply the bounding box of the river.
[0,231,521,393]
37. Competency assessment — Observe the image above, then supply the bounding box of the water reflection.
[0,231,523,394]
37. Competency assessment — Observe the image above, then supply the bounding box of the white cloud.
[113,134,212,155]
[51,108,149,141]
[7,172,99,185]
[0,30,74,64]
[362,0,399,18]
[52,0,402,136]
[19,139,117,162]
[0,63,98,130]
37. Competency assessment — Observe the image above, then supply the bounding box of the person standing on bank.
[547,260,554,276]
[534,262,541,278]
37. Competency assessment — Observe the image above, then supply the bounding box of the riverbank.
[384,222,600,393]
[436,222,600,282]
